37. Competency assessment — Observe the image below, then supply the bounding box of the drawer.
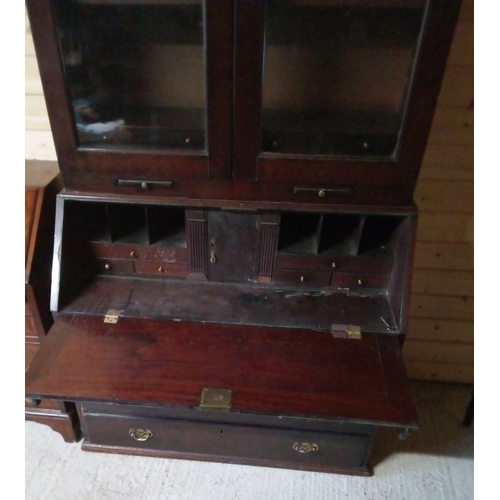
[96,259,134,275]
[25,314,38,339]
[276,254,394,274]
[276,254,336,272]
[273,269,331,287]
[81,411,372,473]
[134,261,188,278]
[91,242,187,263]
[25,343,40,370]
[330,272,390,290]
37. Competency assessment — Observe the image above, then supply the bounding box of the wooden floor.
[24,381,473,500]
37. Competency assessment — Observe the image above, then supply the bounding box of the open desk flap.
[26,314,418,428]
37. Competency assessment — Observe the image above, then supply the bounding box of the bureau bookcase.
[25,0,462,475]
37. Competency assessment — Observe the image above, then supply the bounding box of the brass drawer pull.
[118,179,173,190]
[293,187,351,197]
[293,442,319,453]
[129,428,153,442]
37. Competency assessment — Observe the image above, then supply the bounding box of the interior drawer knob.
[293,442,319,454]
[129,428,153,442]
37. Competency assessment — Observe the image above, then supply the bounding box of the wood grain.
[24,2,474,383]
[25,314,419,426]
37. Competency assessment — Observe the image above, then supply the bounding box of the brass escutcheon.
[210,252,216,264]
[293,442,319,454]
[129,428,153,442]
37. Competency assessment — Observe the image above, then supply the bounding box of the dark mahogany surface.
[56,276,396,334]
[26,314,418,427]
[26,0,461,204]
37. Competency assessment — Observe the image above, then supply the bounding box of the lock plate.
[199,388,232,411]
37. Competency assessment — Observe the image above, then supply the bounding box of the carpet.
[25,381,474,500]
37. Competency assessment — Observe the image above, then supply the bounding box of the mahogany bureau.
[25,0,462,475]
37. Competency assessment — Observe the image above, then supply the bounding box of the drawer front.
[273,269,331,287]
[330,272,389,290]
[25,314,38,340]
[91,242,187,263]
[134,261,188,278]
[96,259,134,275]
[276,254,394,274]
[82,412,371,472]
[276,254,336,272]
[25,343,39,370]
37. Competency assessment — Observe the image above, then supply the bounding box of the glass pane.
[261,0,428,158]
[54,0,206,152]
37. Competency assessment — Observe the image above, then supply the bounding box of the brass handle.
[117,179,173,189]
[293,442,319,454]
[129,428,153,442]
[210,252,216,264]
[293,187,351,197]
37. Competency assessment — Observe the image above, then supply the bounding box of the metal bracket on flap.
[104,309,121,324]
[331,324,362,340]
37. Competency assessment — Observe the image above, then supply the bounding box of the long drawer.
[80,406,374,474]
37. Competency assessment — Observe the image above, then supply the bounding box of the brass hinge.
[330,324,362,340]
[199,388,232,411]
[104,309,121,324]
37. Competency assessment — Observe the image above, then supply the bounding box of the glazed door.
[26,0,233,183]
[233,0,461,198]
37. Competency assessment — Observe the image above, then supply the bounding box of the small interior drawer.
[275,254,336,272]
[96,259,134,275]
[91,242,187,263]
[134,261,188,277]
[330,272,390,290]
[273,269,331,287]
[81,410,372,473]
